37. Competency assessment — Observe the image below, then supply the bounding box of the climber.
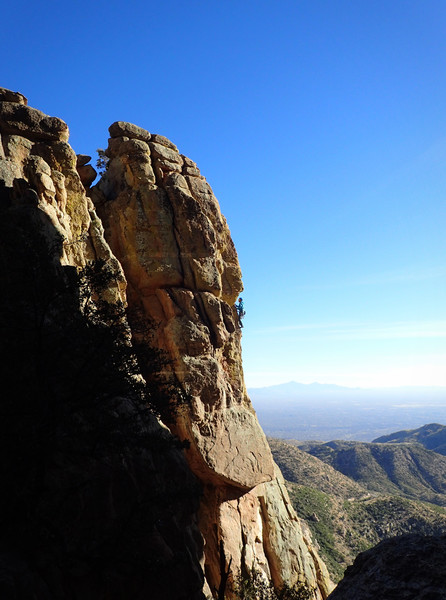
[236,297,245,328]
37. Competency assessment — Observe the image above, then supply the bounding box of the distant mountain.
[269,438,446,583]
[249,383,446,441]
[298,440,446,506]
[250,381,358,398]
[373,423,446,455]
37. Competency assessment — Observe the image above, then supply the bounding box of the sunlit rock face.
[0,87,124,285]
[92,124,333,599]
[92,124,274,489]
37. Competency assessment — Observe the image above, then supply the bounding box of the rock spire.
[92,121,332,598]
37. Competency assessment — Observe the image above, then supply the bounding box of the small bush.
[96,148,109,174]
[233,567,313,600]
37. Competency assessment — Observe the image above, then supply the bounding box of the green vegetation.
[373,423,446,455]
[232,567,313,600]
[268,439,366,499]
[300,440,446,505]
[270,438,446,583]
[287,485,345,580]
[96,148,110,174]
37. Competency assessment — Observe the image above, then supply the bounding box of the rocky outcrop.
[328,534,446,600]
[0,88,204,600]
[0,87,332,599]
[92,123,333,598]
[0,88,120,277]
[92,127,273,490]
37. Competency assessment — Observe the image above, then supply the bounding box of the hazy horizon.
[248,380,446,391]
[249,382,446,441]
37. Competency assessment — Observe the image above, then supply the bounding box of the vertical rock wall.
[92,123,333,599]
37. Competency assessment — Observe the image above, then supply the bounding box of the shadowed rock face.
[0,88,205,600]
[328,534,446,600]
[92,124,332,598]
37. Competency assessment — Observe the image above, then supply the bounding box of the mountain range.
[373,422,446,455]
[250,382,446,441]
[269,426,446,583]
[297,439,446,505]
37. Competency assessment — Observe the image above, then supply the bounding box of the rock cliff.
[91,123,332,599]
[0,88,332,599]
[327,534,446,600]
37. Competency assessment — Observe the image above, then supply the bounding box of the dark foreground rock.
[328,534,446,600]
[0,87,205,600]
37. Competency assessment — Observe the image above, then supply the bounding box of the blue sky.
[3,0,446,388]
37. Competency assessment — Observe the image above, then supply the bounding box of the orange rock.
[93,127,333,599]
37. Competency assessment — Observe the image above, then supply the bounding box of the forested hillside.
[297,439,446,505]
[269,438,446,582]
[373,423,446,455]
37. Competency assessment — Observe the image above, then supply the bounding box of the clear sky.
[3,0,445,389]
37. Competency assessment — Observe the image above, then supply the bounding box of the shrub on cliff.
[96,147,109,174]
[233,567,313,600]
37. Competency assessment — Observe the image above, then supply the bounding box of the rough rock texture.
[0,100,69,142]
[0,92,114,274]
[92,124,333,599]
[328,534,446,600]
[0,87,333,599]
[0,90,204,600]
